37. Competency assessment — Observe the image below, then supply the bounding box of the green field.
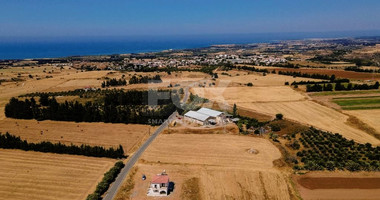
[333,96,380,110]
[311,90,380,96]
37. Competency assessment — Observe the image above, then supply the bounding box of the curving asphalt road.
[103,112,177,200]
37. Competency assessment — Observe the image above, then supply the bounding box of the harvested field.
[141,134,280,169]
[0,149,114,200]
[191,83,379,144]
[293,171,380,200]
[345,110,380,134]
[191,86,307,104]
[122,134,294,200]
[0,118,153,152]
[273,68,380,81]
[238,100,380,145]
[218,71,323,86]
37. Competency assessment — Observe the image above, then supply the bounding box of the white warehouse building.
[184,108,225,125]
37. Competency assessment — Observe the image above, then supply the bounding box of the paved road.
[103,112,177,200]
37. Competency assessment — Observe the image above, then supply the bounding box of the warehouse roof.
[184,111,210,122]
[197,108,223,117]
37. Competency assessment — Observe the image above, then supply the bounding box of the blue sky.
[1,0,380,38]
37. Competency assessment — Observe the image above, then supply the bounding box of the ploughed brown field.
[293,172,380,200]
[298,177,380,189]
[0,149,115,200]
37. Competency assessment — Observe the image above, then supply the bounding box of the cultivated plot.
[0,149,114,200]
[121,134,293,200]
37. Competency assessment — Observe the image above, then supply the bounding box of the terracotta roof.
[151,174,169,184]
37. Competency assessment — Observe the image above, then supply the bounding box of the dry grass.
[191,86,307,104]
[181,177,202,200]
[0,118,152,153]
[345,110,380,138]
[115,167,138,200]
[0,149,114,200]
[219,71,323,86]
[127,134,293,200]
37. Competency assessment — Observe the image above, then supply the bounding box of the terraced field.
[0,149,114,200]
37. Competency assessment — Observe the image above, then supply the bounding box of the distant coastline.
[1,30,380,60]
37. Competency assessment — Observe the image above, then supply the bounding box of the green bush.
[86,161,125,200]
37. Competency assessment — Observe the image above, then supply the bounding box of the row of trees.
[5,96,178,125]
[19,89,105,98]
[101,78,127,88]
[278,71,333,80]
[6,89,181,125]
[231,65,269,73]
[129,75,162,84]
[86,161,125,200]
[345,66,380,73]
[335,82,380,91]
[306,82,380,92]
[0,132,125,158]
[306,84,334,92]
[290,78,350,86]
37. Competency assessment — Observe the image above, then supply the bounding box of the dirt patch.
[298,177,380,190]
[164,123,239,135]
[181,177,202,200]
[115,167,138,200]
[293,172,380,200]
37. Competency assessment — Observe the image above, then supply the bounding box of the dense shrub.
[86,161,125,200]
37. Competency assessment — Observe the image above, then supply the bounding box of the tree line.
[230,65,269,73]
[86,161,125,200]
[345,66,380,73]
[290,78,349,86]
[129,75,162,84]
[101,78,127,88]
[306,82,380,92]
[0,132,125,158]
[278,70,335,80]
[5,90,180,125]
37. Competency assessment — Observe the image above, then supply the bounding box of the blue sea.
[1,31,379,60]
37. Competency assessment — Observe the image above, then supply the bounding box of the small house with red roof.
[147,170,170,196]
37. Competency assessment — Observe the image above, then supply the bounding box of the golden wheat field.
[116,134,294,200]
[345,110,380,134]
[0,119,153,153]
[0,149,115,200]
[239,100,380,145]
[218,71,323,86]
[191,86,308,104]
